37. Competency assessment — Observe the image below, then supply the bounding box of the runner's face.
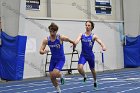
[85,22,92,31]
[49,29,57,36]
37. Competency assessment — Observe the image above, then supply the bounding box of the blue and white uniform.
[47,34,65,72]
[78,33,95,69]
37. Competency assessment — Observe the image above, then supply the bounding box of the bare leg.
[49,69,62,93]
[90,68,96,82]
[78,64,86,77]
[78,64,87,82]
[91,68,97,88]
[49,69,62,87]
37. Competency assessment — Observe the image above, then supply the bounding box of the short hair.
[48,22,58,31]
[85,21,94,30]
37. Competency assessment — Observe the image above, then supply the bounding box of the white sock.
[84,74,87,78]
[56,86,61,93]
[61,73,64,79]
[94,80,97,83]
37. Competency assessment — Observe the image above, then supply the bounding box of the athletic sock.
[83,74,87,82]
[94,80,97,83]
[60,73,65,85]
[84,74,87,78]
[94,80,98,89]
[56,86,61,93]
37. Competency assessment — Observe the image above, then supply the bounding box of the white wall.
[1,0,20,36]
[90,0,116,20]
[1,0,140,79]
[25,0,123,21]
[123,0,140,36]
[0,0,140,83]
[0,0,124,79]
[26,0,47,17]
[0,0,1,17]
[23,18,124,78]
[51,0,88,20]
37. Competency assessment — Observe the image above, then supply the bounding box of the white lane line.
[0,74,139,93]
[0,74,139,92]
[16,79,133,93]
[125,78,140,81]
[1,78,90,93]
[0,80,50,89]
[16,81,89,93]
[116,87,140,93]
[97,70,140,77]
[0,70,139,89]
[97,72,140,78]
[0,78,75,92]
[0,70,140,92]
[0,78,72,90]
[84,81,140,93]
[100,78,118,80]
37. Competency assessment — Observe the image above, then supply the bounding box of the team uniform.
[78,33,95,69]
[47,34,65,72]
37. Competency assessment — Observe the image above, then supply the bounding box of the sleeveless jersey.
[47,34,65,59]
[81,33,94,56]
